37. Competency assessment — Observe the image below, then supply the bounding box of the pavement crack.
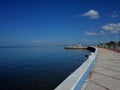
[97,66,120,73]
[93,71,120,80]
[90,80,110,90]
[96,63,120,68]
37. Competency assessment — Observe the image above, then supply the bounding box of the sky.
[0,0,120,46]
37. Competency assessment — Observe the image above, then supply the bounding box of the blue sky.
[0,0,120,45]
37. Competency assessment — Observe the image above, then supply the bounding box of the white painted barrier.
[55,47,98,90]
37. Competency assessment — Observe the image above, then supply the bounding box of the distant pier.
[64,44,87,50]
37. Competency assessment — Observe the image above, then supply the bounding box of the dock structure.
[82,48,120,90]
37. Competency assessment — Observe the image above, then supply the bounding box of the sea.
[0,45,90,90]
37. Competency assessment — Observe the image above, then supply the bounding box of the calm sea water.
[0,46,90,90]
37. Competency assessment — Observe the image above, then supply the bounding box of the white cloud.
[102,23,120,31]
[83,9,100,19]
[109,30,118,34]
[31,40,50,43]
[110,11,119,18]
[32,40,41,43]
[100,30,105,35]
[85,31,98,36]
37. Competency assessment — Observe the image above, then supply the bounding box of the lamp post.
[115,31,119,50]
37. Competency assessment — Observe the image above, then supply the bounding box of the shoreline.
[55,47,98,90]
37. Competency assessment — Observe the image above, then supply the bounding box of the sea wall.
[55,47,98,90]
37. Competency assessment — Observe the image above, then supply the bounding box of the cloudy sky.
[0,0,120,45]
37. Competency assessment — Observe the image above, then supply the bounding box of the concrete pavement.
[82,48,120,90]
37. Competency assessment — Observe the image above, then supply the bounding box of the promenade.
[82,48,120,90]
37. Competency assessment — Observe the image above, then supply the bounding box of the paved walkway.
[82,48,120,90]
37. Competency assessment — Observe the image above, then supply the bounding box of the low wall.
[55,47,98,90]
